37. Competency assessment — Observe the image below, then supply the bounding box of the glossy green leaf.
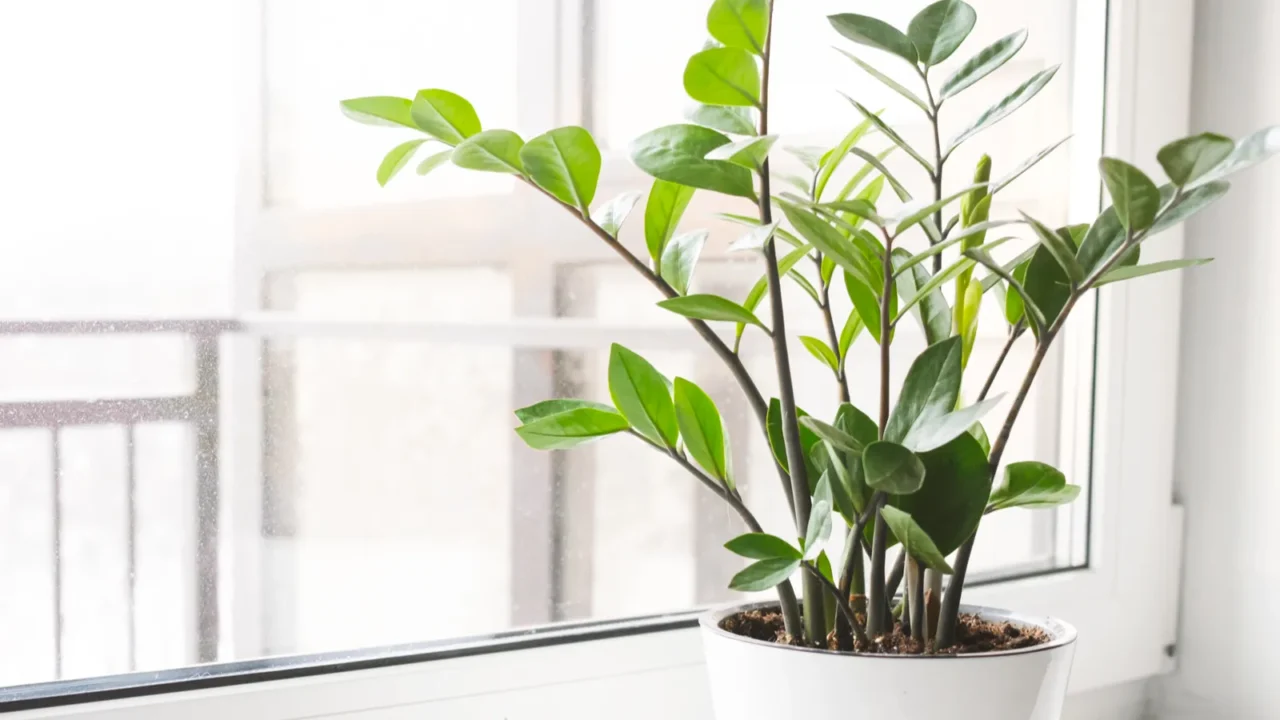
[1076,206,1132,275]
[835,49,928,114]
[1196,125,1280,185]
[966,248,1046,335]
[885,336,962,444]
[607,344,678,448]
[1023,245,1071,339]
[817,199,883,228]
[894,183,988,236]
[515,407,630,450]
[845,95,934,174]
[410,89,482,145]
[847,147,914,202]
[452,129,525,174]
[838,311,864,362]
[592,192,642,237]
[657,294,766,328]
[908,0,977,66]
[803,499,833,560]
[660,230,708,295]
[958,278,982,366]
[847,271,894,344]
[815,114,878,200]
[969,421,991,456]
[1099,157,1160,232]
[1094,258,1212,286]
[892,221,1019,277]
[728,221,780,252]
[897,255,971,319]
[780,201,877,287]
[674,377,729,482]
[863,441,926,494]
[514,398,616,424]
[989,461,1081,510]
[521,126,601,213]
[828,13,919,64]
[684,103,758,136]
[725,532,801,560]
[1158,132,1234,187]
[684,47,762,107]
[947,67,1059,155]
[340,96,416,129]
[377,139,428,187]
[800,416,866,455]
[644,179,696,268]
[799,335,840,374]
[729,557,801,592]
[630,124,755,199]
[735,245,811,351]
[891,432,989,556]
[940,29,1027,99]
[880,506,953,573]
[1021,212,1085,284]
[991,135,1072,194]
[415,148,453,176]
[834,404,878,513]
[892,250,950,346]
[705,134,778,169]
[903,395,1003,452]
[766,400,821,476]
[1148,181,1230,238]
[707,0,769,54]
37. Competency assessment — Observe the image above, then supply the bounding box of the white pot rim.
[700,600,1078,660]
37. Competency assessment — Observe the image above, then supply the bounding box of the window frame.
[4,0,1196,716]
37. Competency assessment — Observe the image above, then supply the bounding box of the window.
[0,0,1189,715]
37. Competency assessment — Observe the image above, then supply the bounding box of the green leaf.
[803,500,833,560]
[799,336,840,374]
[766,400,821,476]
[684,47,762,107]
[520,126,601,213]
[658,294,766,328]
[515,407,630,450]
[847,272,895,345]
[847,147,914,203]
[607,344,678,448]
[863,441,926,494]
[907,0,977,66]
[834,404,878,513]
[940,29,1027,99]
[828,13,919,64]
[707,0,769,54]
[787,145,827,171]
[452,129,525,174]
[340,96,416,129]
[779,201,877,288]
[892,432,989,556]
[728,220,780,252]
[958,278,983,366]
[660,230,708,295]
[891,221,1019,277]
[1094,258,1212,286]
[885,336,962,444]
[967,248,1046,335]
[969,421,991,456]
[947,67,1059,155]
[630,124,755,199]
[800,416,866,455]
[892,250,951,346]
[644,179,696,267]
[735,245,811,351]
[377,139,428,187]
[835,49,928,114]
[816,198,884,227]
[1023,246,1072,339]
[1021,212,1085,284]
[514,398,616,424]
[1148,181,1230,237]
[410,89,482,145]
[1099,157,1160,232]
[880,506,953,573]
[415,148,453,176]
[838,310,864,361]
[902,395,1004,453]
[991,136,1072,194]
[1158,132,1234,187]
[815,115,879,200]
[989,461,1080,510]
[592,192,642,237]
[684,103,757,136]
[1196,125,1280,185]
[894,183,988,236]
[705,135,777,169]
[674,377,730,482]
[725,532,801,560]
[844,96,934,174]
[729,557,801,592]
[1076,206,1132,275]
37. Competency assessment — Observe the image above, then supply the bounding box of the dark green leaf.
[659,230,708,295]
[452,129,525,174]
[410,89,482,145]
[515,407,630,450]
[989,461,1081,510]
[847,271,894,344]
[340,96,416,129]
[969,421,991,456]
[891,432,989,556]
[658,294,766,328]
[892,250,951,346]
[729,557,801,592]
[684,103,757,135]
[907,0,977,66]
[1148,181,1230,237]
[1196,125,1280,185]
[828,13,919,64]
[991,135,1071,194]
[1021,212,1085,284]
[885,336,962,444]
[967,248,1046,335]
[766,399,821,476]
[902,395,1004,452]
[835,49,928,114]
[630,124,755,198]
[706,135,777,169]
[592,191,642,237]
[377,139,428,187]
[947,67,1059,155]
[845,95,934,174]
[940,29,1027,99]
[1099,157,1160,232]
[608,344,678,447]
[1158,132,1234,187]
[800,416,865,454]
[1023,246,1071,339]
[521,126,601,213]
[725,532,800,560]
[707,0,769,54]
[514,398,616,424]
[880,506,953,573]
[799,335,840,374]
[644,179,696,267]
[862,440,926,494]
[1094,258,1212,286]
[834,404,878,513]
[684,47,762,107]
[674,377,729,482]
[1075,206,1131,275]
[815,114,879,200]
[416,148,453,176]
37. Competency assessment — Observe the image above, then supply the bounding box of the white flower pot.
[700,601,1077,720]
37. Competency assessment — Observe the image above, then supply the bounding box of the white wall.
[1159,1,1280,718]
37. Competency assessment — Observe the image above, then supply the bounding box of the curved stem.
[818,275,851,403]
[921,69,946,274]
[803,562,866,645]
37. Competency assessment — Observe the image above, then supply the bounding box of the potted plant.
[339,1,1277,717]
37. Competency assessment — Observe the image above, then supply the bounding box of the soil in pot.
[720,607,1049,655]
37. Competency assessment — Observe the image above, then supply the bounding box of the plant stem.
[866,227,896,637]
[803,562,866,645]
[818,276,851,403]
[908,557,925,641]
[922,69,946,274]
[884,548,905,608]
[978,322,1025,402]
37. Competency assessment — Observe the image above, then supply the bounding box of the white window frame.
[7,0,1194,717]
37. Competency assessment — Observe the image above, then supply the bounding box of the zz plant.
[342,0,1278,651]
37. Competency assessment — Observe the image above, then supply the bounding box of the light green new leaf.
[521,126,601,213]
[845,95,934,174]
[658,294,766,328]
[799,336,840,374]
[894,182,989,236]
[958,277,983,366]
[660,230,708,295]
[815,114,879,200]
[707,0,769,54]
[1158,132,1234,187]
[947,67,1059,155]
[902,395,1004,452]
[608,344,678,448]
[847,271,896,345]
[891,221,1019,277]
[684,47,762,107]
[835,49,928,115]
[991,135,1071,194]
[515,407,630,450]
[989,461,1081,510]
[1148,181,1230,237]
[706,135,777,169]
[880,506,954,573]
[1094,258,1212,286]
[728,220,779,253]
[341,96,416,129]
[644,179,696,267]
[907,0,977,66]
[1099,157,1160,232]
[729,557,801,592]
[862,441,927,494]
[734,245,811,351]
[416,149,453,176]
[410,89,482,145]
[892,250,951,346]
[725,532,800,560]
[885,336,963,444]
[1021,212,1085,284]
[674,377,730,482]
[630,124,755,199]
[592,192,642,237]
[684,103,757,136]
[377,139,428,187]
[940,29,1027,99]
[514,398,616,424]
[828,13,919,64]
[839,310,865,362]
[452,130,525,174]
[1196,125,1280,185]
